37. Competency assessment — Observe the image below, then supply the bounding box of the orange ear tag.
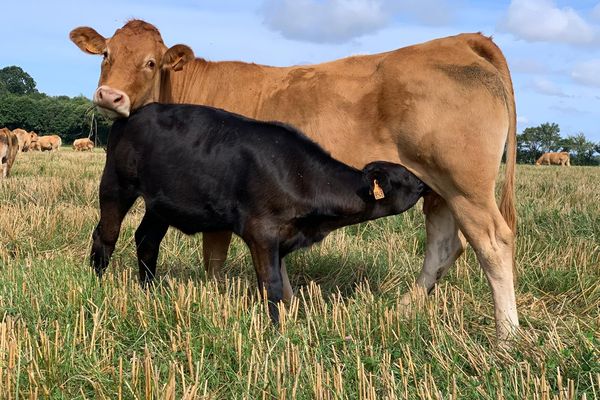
[372,179,385,200]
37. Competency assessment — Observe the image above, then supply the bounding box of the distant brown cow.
[71,20,519,342]
[37,135,62,151]
[73,138,94,151]
[0,127,19,178]
[12,128,31,152]
[535,152,570,166]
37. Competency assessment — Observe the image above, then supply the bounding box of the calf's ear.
[162,44,195,71]
[363,166,392,199]
[70,27,107,55]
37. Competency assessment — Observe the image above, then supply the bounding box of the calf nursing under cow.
[71,20,520,342]
[91,103,428,323]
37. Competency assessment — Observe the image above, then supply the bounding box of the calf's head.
[362,161,428,211]
[70,20,194,119]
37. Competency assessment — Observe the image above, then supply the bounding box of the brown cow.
[0,127,19,178]
[12,128,31,152]
[70,20,518,342]
[37,135,62,151]
[73,138,94,151]
[535,152,570,166]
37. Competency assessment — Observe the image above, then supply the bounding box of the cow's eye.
[146,60,156,69]
[102,51,108,59]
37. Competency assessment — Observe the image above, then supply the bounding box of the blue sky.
[2,0,600,141]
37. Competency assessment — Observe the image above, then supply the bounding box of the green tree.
[0,66,38,95]
[517,122,561,164]
[562,133,598,165]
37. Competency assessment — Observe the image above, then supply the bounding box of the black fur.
[90,103,428,323]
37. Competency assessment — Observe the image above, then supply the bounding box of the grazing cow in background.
[71,20,519,342]
[91,103,429,324]
[73,138,94,151]
[37,135,62,151]
[13,128,32,152]
[29,131,39,150]
[0,127,19,178]
[535,152,570,166]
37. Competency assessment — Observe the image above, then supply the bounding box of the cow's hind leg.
[90,190,137,277]
[135,211,169,286]
[401,193,466,306]
[202,231,233,277]
[203,231,294,303]
[450,196,519,343]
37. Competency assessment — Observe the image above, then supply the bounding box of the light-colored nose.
[93,86,131,118]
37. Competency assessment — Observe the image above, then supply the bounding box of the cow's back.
[166,33,513,193]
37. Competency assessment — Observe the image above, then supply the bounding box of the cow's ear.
[70,27,107,55]
[162,44,194,71]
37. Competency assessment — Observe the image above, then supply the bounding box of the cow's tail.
[498,71,517,236]
[469,35,517,234]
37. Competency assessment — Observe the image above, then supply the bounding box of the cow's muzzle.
[93,86,131,119]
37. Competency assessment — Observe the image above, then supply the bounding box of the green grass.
[0,150,599,399]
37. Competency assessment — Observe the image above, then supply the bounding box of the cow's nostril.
[114,95,123,104]
[98,91,103,100]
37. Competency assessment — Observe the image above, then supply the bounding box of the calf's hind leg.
[135,211,169,286]
[204,231,294,303]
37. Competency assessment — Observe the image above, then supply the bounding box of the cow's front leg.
[90,189,137,278]
[135,211,169,286]
[247,239,283,325]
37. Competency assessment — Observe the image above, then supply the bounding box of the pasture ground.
[0,149,599,399]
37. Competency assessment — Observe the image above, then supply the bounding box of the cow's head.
[70,20,194,119]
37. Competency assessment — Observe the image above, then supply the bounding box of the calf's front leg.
[90,189,137,278]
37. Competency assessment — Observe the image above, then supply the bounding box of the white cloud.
[262,0,389,44]
[510,58,549,74]
[572,59,600,87]
[530,78,570,97]
[593,3,600,21]
[517,115,529,124]
[260,0,452,44]
[549,104,587,115]
[498,0,596,45]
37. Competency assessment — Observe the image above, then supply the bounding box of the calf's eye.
[146,60,156,69]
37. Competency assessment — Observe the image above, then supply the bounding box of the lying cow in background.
[91,103,429,324]
[0,127,19,178]
[36,135,62,151]
[535,152,570,166]
[73,138,94,151]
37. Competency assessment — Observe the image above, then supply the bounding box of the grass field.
[0,149,598,399]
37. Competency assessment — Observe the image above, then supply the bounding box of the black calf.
[90,103,429,323]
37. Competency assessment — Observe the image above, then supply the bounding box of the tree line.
[0,66,111,144]
[517,122,600,166]
[1,65,599,163]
